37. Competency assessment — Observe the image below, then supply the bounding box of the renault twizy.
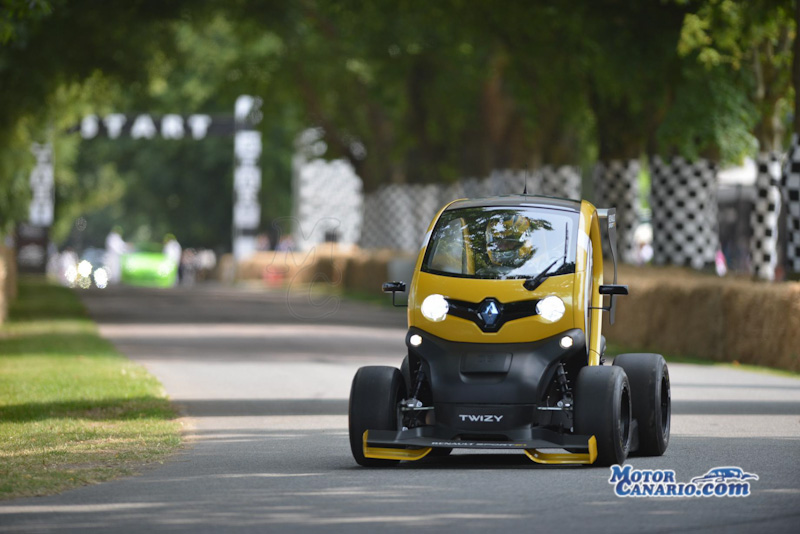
[349,195,670,466]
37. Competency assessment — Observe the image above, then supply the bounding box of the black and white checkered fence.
[484,169,528,197]
[360,184,430,250]
[440,176,486,206]
[293,158,363,250]
[540,165,582,200]
[360,185,399,250]
[650,156,718,270]
[750,152,783,280]
[593,160,640,263]
[361,182,461,251]
[782,134,800,274]
[358,168,584,251]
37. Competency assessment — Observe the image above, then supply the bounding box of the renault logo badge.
[479,300,500,326]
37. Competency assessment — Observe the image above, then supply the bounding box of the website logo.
[609,465,758,498]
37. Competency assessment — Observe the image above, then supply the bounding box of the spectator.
[276,235,295,252]
[181,248,197,286]
[256,233,271,251]
[163,234,182,285]
[104,226,127,284]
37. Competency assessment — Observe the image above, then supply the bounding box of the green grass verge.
[0,277,182,500]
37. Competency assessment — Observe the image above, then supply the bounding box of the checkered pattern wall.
[359,167,582,251]
[782,134,800,274]
[593,160,640,263]
[293,158,363,250]
[650,156,719,270]
[482,169,527,197]
[750,152,783,280]
[540,165,582,201]
[360,184,442,250]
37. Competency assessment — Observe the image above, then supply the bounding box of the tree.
[0,0,196,232]
[664,0,794,159]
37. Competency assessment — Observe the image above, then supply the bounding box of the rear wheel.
[574,366,632,466]
[348,366,405,467]
[613,353,670,456]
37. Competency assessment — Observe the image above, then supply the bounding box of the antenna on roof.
[523,170,528,195]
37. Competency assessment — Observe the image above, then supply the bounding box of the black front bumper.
[362,328,598,463]
[406,326,585,430]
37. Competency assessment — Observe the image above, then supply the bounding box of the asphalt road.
[1,284,799,533]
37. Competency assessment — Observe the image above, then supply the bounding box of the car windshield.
[422,206,579,280]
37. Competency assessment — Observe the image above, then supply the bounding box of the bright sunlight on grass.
[0,277,182,500]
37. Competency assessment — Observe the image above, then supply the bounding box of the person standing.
[104,226,127,284]
[163,234,182,286]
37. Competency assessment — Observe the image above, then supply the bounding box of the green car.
[121,244,178,288]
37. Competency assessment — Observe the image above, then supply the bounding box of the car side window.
[428,218,469,274]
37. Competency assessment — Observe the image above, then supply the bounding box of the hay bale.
[340,249,414,296]
[605,266,800,372]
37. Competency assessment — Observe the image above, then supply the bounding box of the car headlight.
[64,265,78,285]
[77,260,93,278]
[421,294,449,322]
[536,295,565,322]
[93,268,109,289]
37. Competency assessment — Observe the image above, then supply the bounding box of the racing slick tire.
[574,365,632,466]
[348,366,405,467]
[400,356,412,396]
[613,353,670,456]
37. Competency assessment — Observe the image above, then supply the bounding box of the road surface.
[1,284,799,533]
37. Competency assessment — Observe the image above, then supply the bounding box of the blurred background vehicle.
[121,243,178,288]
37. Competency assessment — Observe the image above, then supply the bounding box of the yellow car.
[349,195,670,466]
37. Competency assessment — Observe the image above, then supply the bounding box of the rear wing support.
[596,208,618,284]
[595,208,627,324]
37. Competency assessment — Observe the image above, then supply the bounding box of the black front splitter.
[367,426,591,450]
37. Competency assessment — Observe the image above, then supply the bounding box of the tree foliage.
[0,0,796,248]
[673,0,794,154]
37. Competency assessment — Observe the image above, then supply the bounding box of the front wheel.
[348,366,405,467]
[574,366,632,466]
[613,353,670,456]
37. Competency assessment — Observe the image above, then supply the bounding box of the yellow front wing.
[363,431,597,464]
[362,431,433,461]
[525,436,597,465]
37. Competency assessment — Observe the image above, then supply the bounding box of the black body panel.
[404,328,585,439]
[405,327,585,407]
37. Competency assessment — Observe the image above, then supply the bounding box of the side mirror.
[599,284,628,296]
[382,281,407,307]
[382,281,406,293]
[591,285,629,325]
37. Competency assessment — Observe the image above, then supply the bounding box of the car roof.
[445,195,582,212]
